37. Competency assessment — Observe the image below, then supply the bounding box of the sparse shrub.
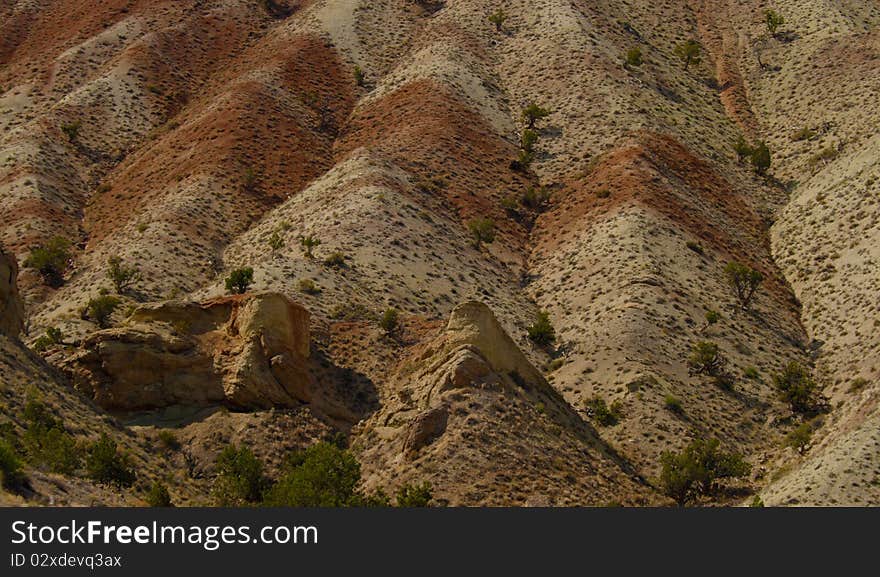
[156,430,180,453]
[625,46,643,67]
[379,308,399,336]
[734,136,753,163]
[25,236,71,287]
[848,378,869,393]
[243,167,259,192]
[146,481,173,507]
[687,341,726,377]
[61,120,81,142]
[743,366,760,380]
[298,278,321,295]
[21,399,81,475]
[674,39,702,70]
[268,231,284,252]
[225,267,254,294]
[595,188,611,199]
[299,235,321,258]
[501,195,520,217]
[586,396,624,426]
[323,251,346,268]
[659,438,751,506]
[354,65,365,87]
[488,9,507,32]
[724,261,763,310]
[520,128,539,153]
[772,362,825,414]
[765,9,785,38]
[527,311,556,347]
[516,149,534,169]
[107,256,141,294]
[664,395,684,414]
[263,442,363,507]
[86,295,121,328]
[32,327,63,353]
[85,433,136,488]
[750,141,771,175]
[330,302,372,321]
[704,310,720,326]
[808,145,839,169]
[521,186,550,211]
[784,422,813,454]
[467,218,496,248]
[212,444,267,506]
[396,482,433,507]
[521,103,551,129]
[0,440,24,491]
[750,495,764,507]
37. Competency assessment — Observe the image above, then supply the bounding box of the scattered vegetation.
[298,278,321,295]
[724,261,763,310]
[379,308,400,336]
[225,267,254,295]
[772,362,825,414]
[396,482,433,507]
[687,341,727,378]
[784,422,813,454]
[625,46,643,67]
[750,141,772,175]
[467,218,496,248]
[85,295,122,328]
[264,443,370,507]
[61,120,81,142]
[521,103,551,129]
[107,256,141,294]
[354,65,366,87]
[22,399,81,475]
[527,311,556,347]
[243,167,259,192]
[299,235,321,258]
[146,481,173,507]
[323,251,346,268]
[212,445,268,506]
[25,236,71,287]
[674,40,702,70]
[268,231,284,252]
[32,327,64,353]
[586,396,624,426]
[664,395,684,415]
[85,434,136,488]
[0,440,23,491]
[488,9,508,32]
[659,438,751,506]
[765,9,785,38]
[734,136,753,163]
[791,127,816,142]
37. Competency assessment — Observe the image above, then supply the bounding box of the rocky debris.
[64,292,322,413]
[402,405,448,457]
[0,246,24,337]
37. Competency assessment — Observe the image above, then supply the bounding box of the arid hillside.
[1,0,877,506]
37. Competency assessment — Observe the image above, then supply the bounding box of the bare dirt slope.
[1,0,878,505]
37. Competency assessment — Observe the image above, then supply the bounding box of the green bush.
[586,396,623,426]
[225,267,254,295]
[32,327,63,353]
[488,9,507,32]
[85,434,136,488]
[146,481,173,507]
[107,256,141,294]
[521,103,551,129]
[396,482,433,507]
[61,120,81,142]
[664,395,684,414]
[263,442,363,507]
[625,47,643,67]
[765,9,785,37]
[521,186,550,212]
[659,438,751,506]
[743,366,760,380]
[784,423,812,454]
[323,251,346,268]
[687,341,726,377]
[674,40,701,70]
[24,236,71,287]
[750,141,771,175]
[354,65,365,87]
[379,308,399,336]
[704,310,721,326]
[0,440,24,491]
[527,311,556,347]
[212,445,267,506]
[156,430,180,453]
[772,362,824,414]
[22,399,81,475]
[268,231,284,252]
[467,218,496,248]
[724,261,763,310]
[298,278,321,295]
[85,295,121,328]
[520,129,539,153]
[299,235,321,258]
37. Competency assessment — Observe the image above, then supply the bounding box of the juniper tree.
[674,39,702,70]
[724,261,763,310]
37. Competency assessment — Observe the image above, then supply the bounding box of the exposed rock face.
[65,292,315,412]
[0,247,24,337]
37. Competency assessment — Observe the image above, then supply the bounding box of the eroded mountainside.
[1,0,878,506]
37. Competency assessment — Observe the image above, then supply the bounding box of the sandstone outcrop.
[65,292,317,412]
[0,247,24,337]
